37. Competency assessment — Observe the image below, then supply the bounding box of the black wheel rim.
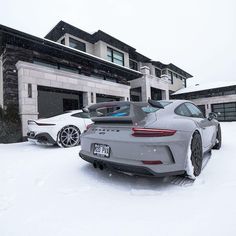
[191,134,203,176]
[60,127,80,147]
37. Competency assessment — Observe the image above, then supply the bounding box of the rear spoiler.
[148,99,164,109]
[88,100,164,124]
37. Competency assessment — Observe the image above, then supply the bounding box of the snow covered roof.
[173,81,236,95]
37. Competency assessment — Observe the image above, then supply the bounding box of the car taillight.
[132,127,176,137]
[142,160,163,165]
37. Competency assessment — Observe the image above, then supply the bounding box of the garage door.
[38,86,83,118]
[211,102,236,121]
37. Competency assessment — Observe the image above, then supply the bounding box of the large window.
[33,59,58,69]
[130,87,142,101]
[168,70,173,84]
[69,38,86,52]
[151,87,162,100]
[129,59,138,70]
[107,47,124,66]
[155,68,161,78]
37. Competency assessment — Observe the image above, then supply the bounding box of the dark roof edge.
[0,24,142,77]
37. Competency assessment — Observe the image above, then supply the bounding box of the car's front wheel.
[186,131,203,179]
[58,125,80,148]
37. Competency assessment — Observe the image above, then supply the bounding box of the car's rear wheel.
[186,132,203,179]
[58,125,80,148]
[212,125,222,150]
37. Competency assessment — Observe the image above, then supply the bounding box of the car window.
[72,112,90,119]
[141,106,159,113]
[175,104,192,117]
[141,101,172,114]
[185,103,204,118]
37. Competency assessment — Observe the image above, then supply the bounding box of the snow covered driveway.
[0,123,236,236]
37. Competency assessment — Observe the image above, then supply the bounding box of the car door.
[185,103,216,149]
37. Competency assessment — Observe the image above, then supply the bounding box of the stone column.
[18,68,39,137]
[205,103,211,117]
[162,90,169,100]
[140,66,151,102]
[83,92,91,107]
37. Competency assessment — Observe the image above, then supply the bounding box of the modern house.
[0,21,192,139]
[172,82,236,121]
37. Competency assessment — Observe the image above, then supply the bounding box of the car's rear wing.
[88,100,164,124]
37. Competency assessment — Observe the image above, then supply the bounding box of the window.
[130,87,142,101]
[107,47,124,66]
[129,59,138,70]
[28,84,32,98]
[60,38,65,45]
[104,76,117,83]
[182,78,186,88]
[212,102,236,121]
[162,69,167,75]
[224,90,236,95]
[69,38,86,52]
[185,103,204,118]
[175,104,191,117]
[151,87,162,100]
[72,112,90,119]
[59,64,79,74]
[33,59,58,69]
[155,68,161,78]
[168,70,173,84]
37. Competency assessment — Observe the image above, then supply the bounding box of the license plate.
[93,144,110,158]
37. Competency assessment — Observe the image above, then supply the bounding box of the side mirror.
[208,112,217,121]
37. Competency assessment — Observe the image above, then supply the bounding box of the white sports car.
[27,110,92,147]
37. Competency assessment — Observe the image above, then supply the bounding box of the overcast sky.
[0,0,235,86]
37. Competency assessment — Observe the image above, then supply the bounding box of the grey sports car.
[79,100,222,179]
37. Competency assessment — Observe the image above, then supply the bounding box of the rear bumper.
[79,151,185,177]
[27,132,56,145]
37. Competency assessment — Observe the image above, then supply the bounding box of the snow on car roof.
[173,81,236,95]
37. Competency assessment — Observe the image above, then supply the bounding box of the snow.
[173,81,236,95]
[1,122,236,236]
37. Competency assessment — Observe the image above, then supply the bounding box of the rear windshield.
[91,105,130,117]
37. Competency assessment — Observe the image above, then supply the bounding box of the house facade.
[172,82,236,121]
[0,21,192,139]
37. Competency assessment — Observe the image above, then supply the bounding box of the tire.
[212,125,222,150]
[58,125,80,148]
[186,132,203,178]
